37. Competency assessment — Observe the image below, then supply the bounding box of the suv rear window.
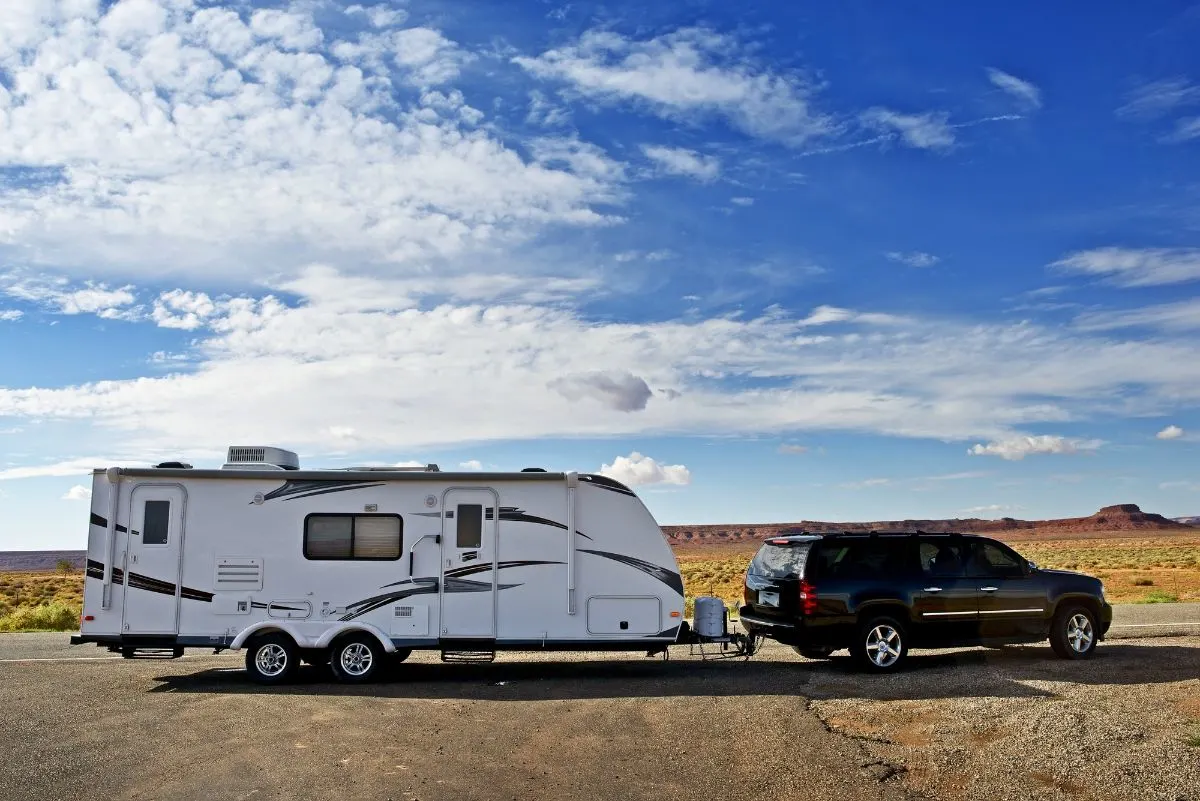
[811,537,913,579]
[749,542,812,578]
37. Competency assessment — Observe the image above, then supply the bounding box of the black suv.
[738,532,1112,672]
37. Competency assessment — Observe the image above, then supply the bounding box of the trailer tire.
[245,632,298,685]
[330,633,385,684]
[390,648,412,665]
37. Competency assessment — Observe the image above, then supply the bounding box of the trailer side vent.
[395,606,414,618]
[215,557,264,591]
[222,446,300,471]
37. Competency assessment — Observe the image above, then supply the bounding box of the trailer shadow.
[148,641,1198,701]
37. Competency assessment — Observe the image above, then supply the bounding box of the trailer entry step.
[121,647,185,660]
[440,650,496,663]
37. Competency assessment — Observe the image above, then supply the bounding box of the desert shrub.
[0,602,80,632]
[1134,590,1179,604]
[1132,577,1155,587]
[56,559,75,575]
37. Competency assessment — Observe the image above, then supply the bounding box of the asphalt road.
[1,622,1198,801]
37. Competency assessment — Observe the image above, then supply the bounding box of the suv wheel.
[245,633,298,685]
[852,616,908,672]
[794,646,835,660]
[1050,605,1097,660]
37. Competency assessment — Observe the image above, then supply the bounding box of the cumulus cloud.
[1051,248,1200,287]
[3,274,139,319]
[0,3,621,282]
[641,145,721,181]
[861,109,955,151]
[987,68,1041,110]
[62,485,92,501]
[0,310,22,321]
[599,452,691,487]
[968,435,1102,461]
[1157,425,1185,440]
[459,459,483,470]
[886,251,940,268]
[549,371,654,412]
[514,27,834,144]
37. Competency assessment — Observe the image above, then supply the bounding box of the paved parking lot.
[1,633,1198,801]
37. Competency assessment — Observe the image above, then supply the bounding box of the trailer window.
[304,514,402,560]
[457,504,483,549]
[142,500,171,545]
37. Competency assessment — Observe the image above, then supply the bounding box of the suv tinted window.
[920,539,967,578]
[749,542,812,578]
[966,540,1025,578]
[815,538,912,580]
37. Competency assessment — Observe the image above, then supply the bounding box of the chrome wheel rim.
[340,642,374,676]
[866,625,902,668]
[1066,613,1094,653]
[255,643,288,677]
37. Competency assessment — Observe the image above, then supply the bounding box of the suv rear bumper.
[738,609,796,630]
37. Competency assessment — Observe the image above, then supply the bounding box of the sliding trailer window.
[304,514,403,560]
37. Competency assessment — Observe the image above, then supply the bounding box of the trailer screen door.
[122,485,186,635]
[440,489,498,638]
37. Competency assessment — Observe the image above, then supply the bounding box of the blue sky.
[1,0,1199,549]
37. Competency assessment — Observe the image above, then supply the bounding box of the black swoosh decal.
[492,508,593,540]
[578,549,684,595]
[578,474,637,496]
[86,559,212,602]
[89,513,132,534]
[261,480,385,503]
[444,560,562,579]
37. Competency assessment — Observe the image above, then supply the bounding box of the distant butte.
[663,503,1197,546]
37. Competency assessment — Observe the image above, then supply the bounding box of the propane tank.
[693,596,727,638]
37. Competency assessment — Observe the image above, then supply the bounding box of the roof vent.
[222,446,300,471]
[347,464,440,472]
[155,461,193,469]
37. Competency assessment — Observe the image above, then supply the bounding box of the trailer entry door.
[122,484,186,635]
[440,488,498,638]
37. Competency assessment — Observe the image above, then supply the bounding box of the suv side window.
[966,540,1026,578]
[815,538,912,579]
[920,539,967,578]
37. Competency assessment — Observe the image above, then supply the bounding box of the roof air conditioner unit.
[222,446,300,471]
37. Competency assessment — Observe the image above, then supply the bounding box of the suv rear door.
[743,539,814,620]
[913,537,980,644]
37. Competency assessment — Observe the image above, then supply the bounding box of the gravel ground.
[0,633,1196,801]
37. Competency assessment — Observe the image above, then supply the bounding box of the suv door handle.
[923,587,943,593]
[980,586,998,592]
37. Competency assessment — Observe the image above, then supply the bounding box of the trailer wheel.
[245,633,298,685]
[330,633,384,684]
[390,648,412,665]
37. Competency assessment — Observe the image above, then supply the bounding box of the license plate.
[758,591,780,607]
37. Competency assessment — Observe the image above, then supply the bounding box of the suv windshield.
[749,542,812,578]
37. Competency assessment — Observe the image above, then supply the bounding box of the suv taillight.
[743,583,753,605]
[798,579,818,615]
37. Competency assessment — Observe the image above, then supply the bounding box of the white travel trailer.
[73,446,690,683]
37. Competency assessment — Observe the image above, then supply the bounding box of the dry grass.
[0,572,83,631]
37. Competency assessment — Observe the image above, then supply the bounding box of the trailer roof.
[98,467,572,482]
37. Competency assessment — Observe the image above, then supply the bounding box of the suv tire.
[851,616,908,672]
[1050,605,1098,660]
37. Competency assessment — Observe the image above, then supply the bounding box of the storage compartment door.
[586,596,660,635]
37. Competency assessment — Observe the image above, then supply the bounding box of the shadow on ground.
[149,642,1198,702]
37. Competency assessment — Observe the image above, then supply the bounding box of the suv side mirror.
[1026,560,1038,573]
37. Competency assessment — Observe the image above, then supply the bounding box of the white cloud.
[345,4,409,29]
[886,251,939,268]
[840,477,890,489]
[1157,425,1185,441]
[963,504,1017,516]
[1160,481,1200,492]
[549,371,653,412]
[1117,78,1200,119]
[152,290,218,330]
[641,145,720,182]
[0,5,622,283]
[1165,116,1200,143]
[599,452,690,487]
[0,459,108,481]
[514,27,834,144]
[968,435,1102,461]
[777,444,808,455]
[730,197,754,207]
[1051,247,1200,287]
[459,459,483,470]
[1074,298,1200,332]
[0,310,22,321]
[2,274,139,319]
[861,108,955,151]
[987,68,1041,110]
[62,484,92,501]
